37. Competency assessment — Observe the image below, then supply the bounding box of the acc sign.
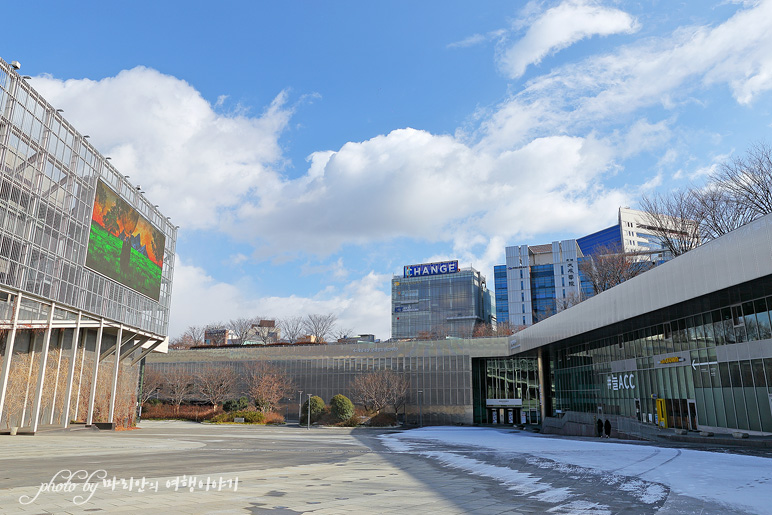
[607,373,635,391]
[404,260,459,278]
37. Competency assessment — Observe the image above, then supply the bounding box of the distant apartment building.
[504,241,594,327]
[496,207,694,329]
[243,319,281,345]
[203,328,231,346]
[392,260,494,339]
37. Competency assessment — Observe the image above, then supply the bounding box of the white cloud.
[229,129,629,261]
[170,257,391,340]
[32,67,293,230]
[447,29,506,49]
[498,0,639,79]
[478,1,772,154]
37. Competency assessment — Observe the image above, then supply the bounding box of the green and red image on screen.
[85,179,165,301]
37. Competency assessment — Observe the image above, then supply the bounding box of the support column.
[537,348,552,424]
[48,329,65,424]
[108,325,123,424]
[86,319,104,426]
[72,329,87,421]
[30,303,56,433]
[61,312,82,428]
[0,293,22,426]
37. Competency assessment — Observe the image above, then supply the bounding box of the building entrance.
[656,398,697,430]
[488,407,518,424]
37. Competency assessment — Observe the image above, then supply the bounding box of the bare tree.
[139,367,164,405]
[162,368,195,412]
[250,319,279,345]
[713,142,772,218]
[555,290,584,312]
[351,370,409,415]
[385,372,410,416]
[168,335,192,350]
[693,185,756,240]
[303,313,337,343]
[184,325,206,346]
[228,317,258,345]
[244,362,293,413]
[332,326,355,341]
[169,325,207,349]
[279,316,304,344]
[195,365,236,407]
[578,243,650,295]
[638,190,703,257]
[473,322,495,337]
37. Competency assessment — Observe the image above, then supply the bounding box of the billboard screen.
[85,180,165,301]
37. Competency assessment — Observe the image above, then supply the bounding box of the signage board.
[486,399,523,407]
[653,351,691,369]
[404,260,458,278]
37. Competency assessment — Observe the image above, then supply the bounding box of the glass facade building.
[551,290,772,432]
[148,337,511,425]
[391,265,493,339]
[494,265,508,325]
[507,214,772,436]
[472,356,540,425]
[0,58,176,434]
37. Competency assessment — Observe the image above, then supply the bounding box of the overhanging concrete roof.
[511,214,772,354]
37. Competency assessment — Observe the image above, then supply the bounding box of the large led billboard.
[85,180,165,301]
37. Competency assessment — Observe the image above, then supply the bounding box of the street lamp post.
[298,390,303,424]
[417,390,423,427]
[307,393,312,430]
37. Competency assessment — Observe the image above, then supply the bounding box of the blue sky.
[5,1,772,340]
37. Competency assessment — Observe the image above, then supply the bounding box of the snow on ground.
[380,427,772,514]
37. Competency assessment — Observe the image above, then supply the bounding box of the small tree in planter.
[301,396,325,424]
[330,394,354,422]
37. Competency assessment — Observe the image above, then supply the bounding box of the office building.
[503,240,594,327]
[496,207,691,330]
[494,265,508,325]
[0,58,176,434]
[391,261,494,339]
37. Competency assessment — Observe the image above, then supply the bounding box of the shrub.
[142,403,222,422]
[368,412,397,427]
[223,396,250,413]
[330,394,354,422]
[301,395,326,424]
[339,415,360,427]
[208,410,265,424]
[264,412,285,425]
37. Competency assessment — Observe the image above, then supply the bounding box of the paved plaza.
[0,421,769,514]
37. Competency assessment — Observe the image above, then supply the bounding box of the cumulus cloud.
[229,129,629,260]
[498,0,639,79]
[170,257,391,339]
[32,67,293,230]
[480,1,772,151]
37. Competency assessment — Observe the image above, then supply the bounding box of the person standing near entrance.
[597,419,603,437]
[604,419,611,438]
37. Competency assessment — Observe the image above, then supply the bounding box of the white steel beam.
[61,312,82,428]
[0,293,22,426]
[86,319,104,426]
[30,302,56,433]
[108,325,122,424]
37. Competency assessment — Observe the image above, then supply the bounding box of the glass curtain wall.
[551,294,772,433]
